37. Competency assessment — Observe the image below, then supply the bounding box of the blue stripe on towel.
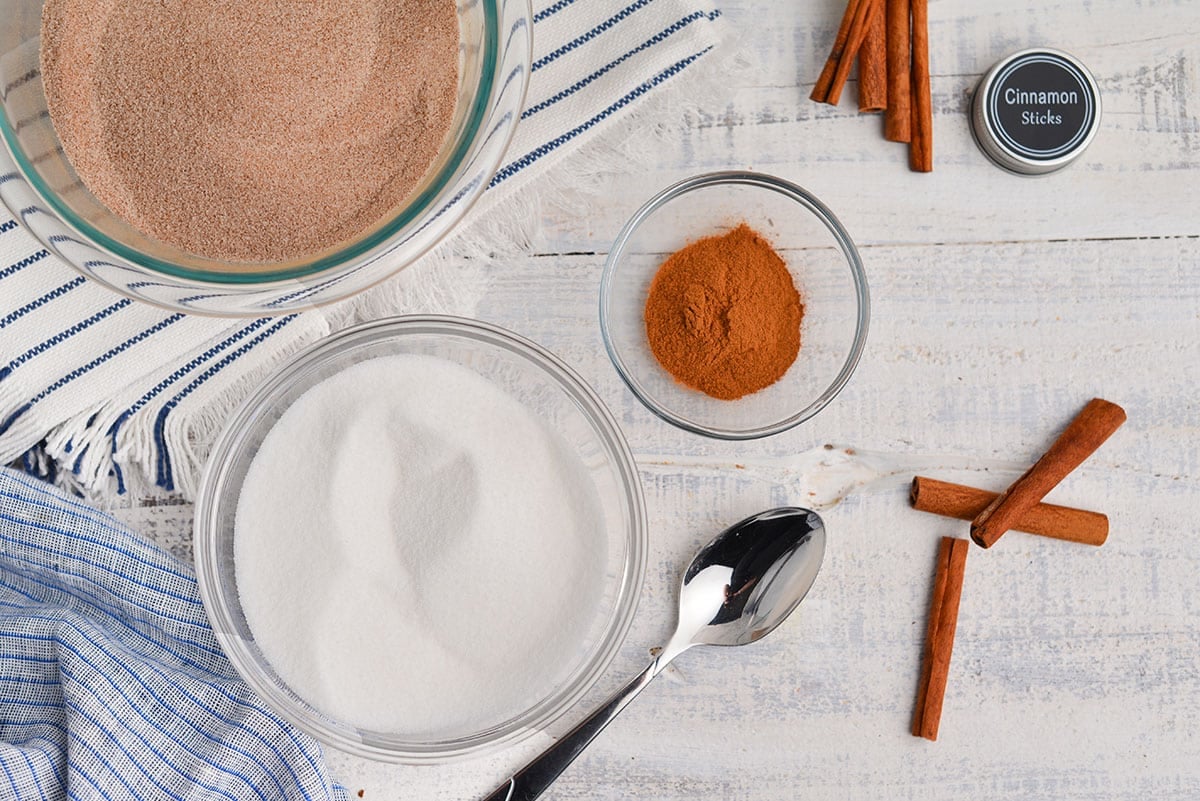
[533,0,656,72]
[0,248,49,280]
[1,299,133,381]
[60,684,256,801]
[534,0,581,23]
[107,317,273,493]
[0,491,202,596]
[1,277,87,329]
[493,44,712,186]
[524,9,719,119]
[0,314,184,438]
[152,315,296,490]
[19,750,49,801]
[32,313,183,401]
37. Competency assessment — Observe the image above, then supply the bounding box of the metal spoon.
[482,507,827,801]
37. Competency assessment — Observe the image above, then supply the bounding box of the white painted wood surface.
[111,0,1200,798]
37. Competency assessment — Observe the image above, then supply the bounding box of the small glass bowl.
[194,316,647,762]
[0,1,530,316]
[600,171,870,439]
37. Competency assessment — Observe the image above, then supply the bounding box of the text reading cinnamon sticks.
[811,0,931,170]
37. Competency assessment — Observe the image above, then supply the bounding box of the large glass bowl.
[0,1,530,316]
[194,316,647,762]
[600,171,870,439]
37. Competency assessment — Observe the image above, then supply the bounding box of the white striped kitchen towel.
[0,0,723,500]
[0,466,349,800]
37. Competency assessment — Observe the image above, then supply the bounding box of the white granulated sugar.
[234,354,607,736]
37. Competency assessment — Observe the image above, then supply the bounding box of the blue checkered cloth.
[0,467,348,800]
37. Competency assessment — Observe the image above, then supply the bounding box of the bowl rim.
[0,0,530,288]
[193,314,648,763]
[599,170,871,440]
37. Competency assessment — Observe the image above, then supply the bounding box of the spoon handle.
[481,659,660,801]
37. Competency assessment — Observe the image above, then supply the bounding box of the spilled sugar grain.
[234,355,607,736]
[40,0,459,263]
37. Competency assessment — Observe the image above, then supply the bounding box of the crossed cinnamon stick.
[908,398,1126,741]
[970,399,1126,548]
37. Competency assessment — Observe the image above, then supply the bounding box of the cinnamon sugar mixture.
[40,0,459,263]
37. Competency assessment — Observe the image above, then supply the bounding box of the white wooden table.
[112,1,1200,798]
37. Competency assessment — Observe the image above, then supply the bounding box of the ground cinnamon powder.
[644,223,803,400]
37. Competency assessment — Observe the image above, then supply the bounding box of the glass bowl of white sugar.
[194,316,646,762]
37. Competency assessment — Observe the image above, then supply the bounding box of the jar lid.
[971,48,1101,175]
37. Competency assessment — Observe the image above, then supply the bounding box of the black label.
[988,53,1096,161]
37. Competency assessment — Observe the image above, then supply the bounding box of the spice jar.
[971,48,1101,175]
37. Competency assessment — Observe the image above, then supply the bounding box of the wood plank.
[526,0,1200,254]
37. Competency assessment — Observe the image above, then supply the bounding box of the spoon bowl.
[679,508,826,650]
[483,507,826,801]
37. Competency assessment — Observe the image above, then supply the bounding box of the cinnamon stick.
[971,398,1126,549]
[908,0,933,170]
[824,0,881,106]
[857,0,887,112]
[912,536,968,741]
[811,0,863,103]
[884,0,911,141]
[911,476,1108,547]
